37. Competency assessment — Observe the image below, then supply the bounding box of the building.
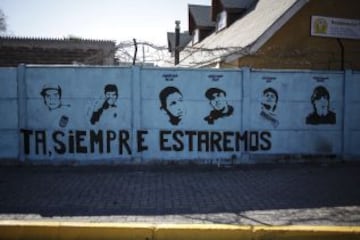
[176,0,360,70]
[188,4,216,45]
[167,31,192,56]
[0,36,116,66]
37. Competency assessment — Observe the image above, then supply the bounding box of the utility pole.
[175,20,180,65]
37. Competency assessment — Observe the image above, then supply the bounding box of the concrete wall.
[248,70,343,155]
[19,66,132,161]
[0,65,359,164]
[139,68,243,160]
[345,71,360,156]
[0,68,18,159]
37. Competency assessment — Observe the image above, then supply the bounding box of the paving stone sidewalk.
[0,163,359,225]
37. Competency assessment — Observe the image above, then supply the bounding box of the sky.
[1,0,210,46]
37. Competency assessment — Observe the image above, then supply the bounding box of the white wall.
[345,71,360,156]
[248,70,343,154]
[0,68,18,159]
[139,68,243,160]
[1,65,358,164]
[21,66,132,161]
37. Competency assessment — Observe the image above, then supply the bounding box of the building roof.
[0,36,116,49]
[0,36,116,66]
[167,32,192,53]
[188,5,215,33]
[219,0,256,9]
[179,0,308,67]
[212,0,258,21]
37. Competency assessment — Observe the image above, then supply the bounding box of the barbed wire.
[112,39,252,67]
[83,38,356,69]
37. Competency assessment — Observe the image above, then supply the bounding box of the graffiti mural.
[41,84,64,111]
[90,84,121,125]
[3,66,352,162]
[159,86,186,126]
[259,87,279,128]
[40,84,70,128]
[204,87,234,125]
[306,85,336,125]
[20,129,272,156]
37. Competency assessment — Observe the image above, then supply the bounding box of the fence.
[0,65,359,164]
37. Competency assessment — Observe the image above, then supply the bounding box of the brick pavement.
[0,163,359,225]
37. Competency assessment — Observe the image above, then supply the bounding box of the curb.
[0,221,154,240]
[0,221,359,240]
[154,224,360,240]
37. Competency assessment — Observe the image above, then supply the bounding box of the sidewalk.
[0,163,359,225]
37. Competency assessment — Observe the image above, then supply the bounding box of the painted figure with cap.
[40,84,70,128]
[204,87,233,125]
[40,84,64,111]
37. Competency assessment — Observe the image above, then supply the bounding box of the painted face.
[314,96,329,116]
[44,89,61,110]
[105,91,118,106]
[210,92,227,111]
[262,91,277,111]
[165,92,185,119]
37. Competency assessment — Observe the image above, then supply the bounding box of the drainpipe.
[337,38,344,71]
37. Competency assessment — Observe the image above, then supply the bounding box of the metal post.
[17,64,26,161]
[175,20,180,65]
[133,38,137,66]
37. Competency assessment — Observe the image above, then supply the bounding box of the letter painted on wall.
[20,129,272,158]
[306,85,336,125]
[21,129,132,157]
[158,130,271,152]
[204,87,234,125]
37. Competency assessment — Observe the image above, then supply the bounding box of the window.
[192,29,200,45]
[216,10,227,32]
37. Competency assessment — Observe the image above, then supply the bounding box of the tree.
[0,9,7,32]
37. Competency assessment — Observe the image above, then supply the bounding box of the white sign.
[311,16,360,40]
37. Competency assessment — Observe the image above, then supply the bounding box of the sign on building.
[311,15,360,40]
